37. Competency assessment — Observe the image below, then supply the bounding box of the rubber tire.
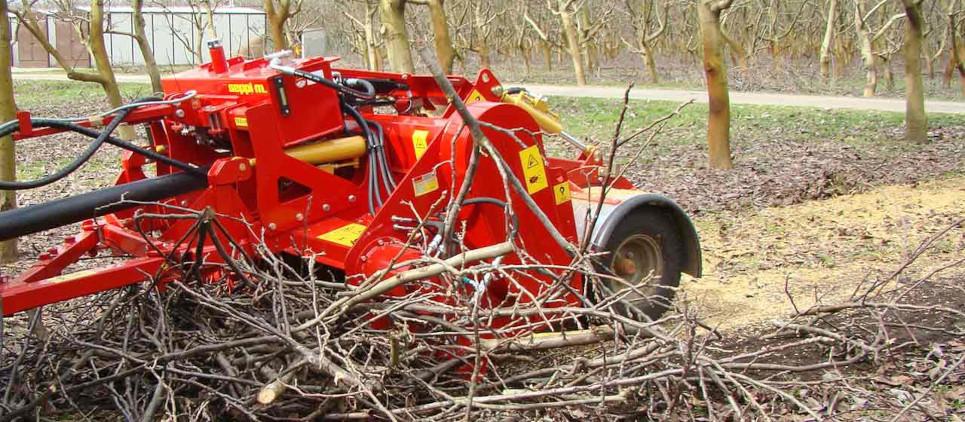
[598,207,685,322]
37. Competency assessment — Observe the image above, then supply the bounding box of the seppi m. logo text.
[227,82,268,95]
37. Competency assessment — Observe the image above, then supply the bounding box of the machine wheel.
[598,208,685,322]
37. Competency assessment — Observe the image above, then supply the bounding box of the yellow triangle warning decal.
[466,90,484,104]
[518,145,548,194]
[527,155,539,169]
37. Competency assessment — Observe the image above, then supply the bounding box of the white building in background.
[11,6,266,68]
[101,6,266,66]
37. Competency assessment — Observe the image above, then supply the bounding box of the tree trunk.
[479,43,492,69]
[380,0,414,73]
[133,0,162,92]
[205,2,217,38]
[922,37,934,78]
[901,0,927,143]
[541,41,553,71]
[194,23,205,64]
[426,0,454,73]
[698,0,733,170]
[854,0,877,96]
[578,7,595,74]
[0,0,17,262]
[582,42,594,74]
[374,45,385,71]
[362,6,381,71]
[559,9,586,86]
[959,44,965,96]
[884,57,894,89]
[521,44,532,76]
[264,0,290,51]
[819,0,838,79]
[89,0,131,139]
[268,18,287,51]
[90,0,122,109]
[947,1,965,95]
[641,42,658,83]
[721,30,748,70]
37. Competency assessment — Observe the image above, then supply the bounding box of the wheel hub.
[609,234,663,297]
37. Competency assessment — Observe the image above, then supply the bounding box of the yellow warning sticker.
[412,171,439,197]
[412,130,430,159]
[553,182,571,204]
[519,145,548,194]
[465,90,484,104]
[318,223,366,247]
[234,117,248,128]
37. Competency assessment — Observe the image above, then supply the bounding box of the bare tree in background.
[900,0,927,142]
[524,5,557,71]
[0,0,17,262]
[264,0,303,51]
[945,0,965,94]
[411,0,455,73]
[469,1,500,70]
[15,0,129,137]
[510,7,535,75]
[624,0,667,83]
[820,0,839,79]
[853,0,906,96]
[343,0,384,70]
[380,0,415,73]
[550,0,588,85]
[156,0,220,64]
[697,0,735,169]
[132,0,161,92]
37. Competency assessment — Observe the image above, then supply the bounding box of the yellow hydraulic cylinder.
[500,91,564,135]
[285,136,367,165]
[501,90,589,152]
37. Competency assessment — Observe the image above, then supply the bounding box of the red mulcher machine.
[0,41,700,326]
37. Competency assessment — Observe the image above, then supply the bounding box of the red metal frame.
[0,47,633,324]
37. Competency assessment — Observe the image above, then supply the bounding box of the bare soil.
[686,176,965,329]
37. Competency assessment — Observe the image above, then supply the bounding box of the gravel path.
[12,70,964,114]
[520,84,965,114]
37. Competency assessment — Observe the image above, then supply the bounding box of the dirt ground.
[685,176,965,329]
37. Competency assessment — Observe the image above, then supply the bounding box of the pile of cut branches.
[0,217,961,421]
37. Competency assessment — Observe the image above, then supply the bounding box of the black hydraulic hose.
[368,148,381,210]
[0,107,133,190]
[28,119,203,175]
[344,78,376,99]
[0,105,202,178]
[340,100,380,214]
[0,171,208,241]
[461,197,519,237]
[0,120,18,137]
[367,120,397,191]
[291,69,375,100]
